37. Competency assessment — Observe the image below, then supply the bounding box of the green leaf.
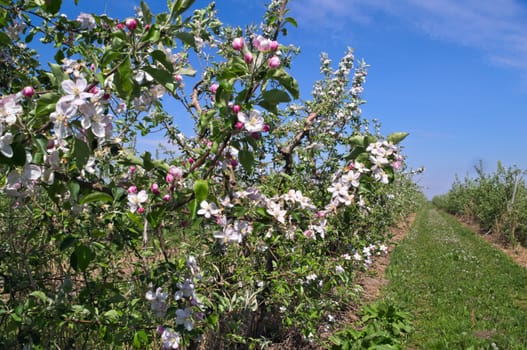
[133,330,149,348]
[140,0,153,24]
[175,31,195,48]
[43,0,62,14]
[60,236,77,251]
[387,132,409,145]
[73,138,90,170]
[171,0,196,19]
[114,56,134,99]
[284,17,298,28]
[80,192,113,205]
[262,89,291,104]
[30,291,50,303]
[35,93,60,118]
[68,181,80,201]
[151,49,174,73]
[176,66,197,77]
[100,48,122,68]
[267,68,299,99]
[239,149,254,174]
[70,244,95,272]
[103,309,121,323]
[49,63,67,86]
[143,66,176,93]
[193,179,209,204]
[0,32,10,45]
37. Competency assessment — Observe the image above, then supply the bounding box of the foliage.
[433,161,527,245]
[385,206,527,349]
[0,0,421,348]
[329,300,413,350]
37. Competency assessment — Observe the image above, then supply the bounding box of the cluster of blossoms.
[0,94,21,158]
[146,256,203,349]
[342,243,389,267]
[126,164,185,213]
[198,185,327,244]
[231,34,281,69]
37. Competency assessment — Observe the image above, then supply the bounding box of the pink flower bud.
[145,24,151,30]
[137,207,145,214]
[89,86,99,94]
[210,83,219,94]
[157,326,165,335]
[270,40,279,51]
[232,37,244,51]
[166,174,174,183]
[268,56,280,69]
[188,157,195,164]
[230,159,238,167]
[168,166,183,178]
[175,74,183,82]
[163,194,170,201]
[262,124,270,132]
[129,166,136,173]
[232,104,241,113]
[22,86,35,98]
[234,121,244,130]
[127,185,137,193]
[116,23,124,30]
[244,52,253,64]
[125,18,137,31]
[90,63,96,71]
[151,183,160,194]
[103,93,111,100]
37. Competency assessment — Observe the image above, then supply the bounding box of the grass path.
[383,206,527,349]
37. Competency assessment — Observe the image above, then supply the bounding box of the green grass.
[384,205,527,349]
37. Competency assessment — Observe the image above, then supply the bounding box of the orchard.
[0,0,422,349]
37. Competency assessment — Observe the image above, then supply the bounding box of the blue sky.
[60,0,527,198]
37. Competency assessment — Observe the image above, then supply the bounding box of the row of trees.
[0,0,423,348]
[433,162,527,246]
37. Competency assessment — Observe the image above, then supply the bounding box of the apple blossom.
[60,77,93,106]
[268,55,280,68]
[197,200,220,218]
[145,287,168,318]
[237,109,264,133]
[244,52,253,64]
[22,86,35,98]
[125,18,137,31]
[0,132,13,158]
[232,37,244,51]
[210,83,218,94]
[127,190,148,213]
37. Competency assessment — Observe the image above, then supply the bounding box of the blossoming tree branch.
[0,0,417,348]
